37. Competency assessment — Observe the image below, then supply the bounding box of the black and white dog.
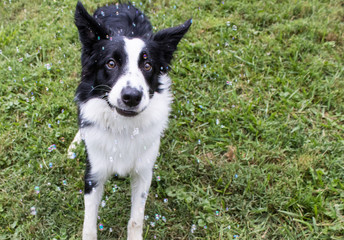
[70,2,191,239]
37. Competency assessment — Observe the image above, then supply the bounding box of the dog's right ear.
[75,1,108,48]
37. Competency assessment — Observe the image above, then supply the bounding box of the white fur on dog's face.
[107,38,149,114]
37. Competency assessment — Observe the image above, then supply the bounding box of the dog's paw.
[127,219,143,240]
[67,130,81,159]
[82,230,97,240]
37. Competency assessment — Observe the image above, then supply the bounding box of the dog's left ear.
[75,1,109,49]
[153,19,192,64]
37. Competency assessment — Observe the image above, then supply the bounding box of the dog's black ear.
[153,19,192,64]
[75,1,108,48]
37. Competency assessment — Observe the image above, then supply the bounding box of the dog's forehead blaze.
[123,38,146,68]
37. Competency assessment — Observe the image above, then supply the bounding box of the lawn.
[0,0,343,239]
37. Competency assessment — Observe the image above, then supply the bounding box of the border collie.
[70,2,191,239]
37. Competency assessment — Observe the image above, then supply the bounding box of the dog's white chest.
[83,125,161,178]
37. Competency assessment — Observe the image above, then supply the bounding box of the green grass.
[1,0,344,239]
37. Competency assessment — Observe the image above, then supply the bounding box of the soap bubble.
[191,224,197,233]
[30,206,37,215]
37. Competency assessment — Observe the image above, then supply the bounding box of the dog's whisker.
[92,85,112,91]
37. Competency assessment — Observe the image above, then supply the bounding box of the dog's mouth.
[106,98,146,118]
[115,107,139,117]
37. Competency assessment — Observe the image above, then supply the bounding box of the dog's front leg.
[127,168,153,240]
[83,177,105,240]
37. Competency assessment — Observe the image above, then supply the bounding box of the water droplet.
[116,11,119,15]
[100,11,105,16]
[156,176,161,181]
[98,223,104,231]
[101,200,106,207]
[216,119,220,125]
[164,198,168,203]
[162,216,166,222]
[232,25,237,31]
[63,180,67,185]
[8,66,12,71]
[215,210,219,216]
[102,46,105,51]
[150,222,155,227]
[49,162,53,168]
[155,214,160,220]
[34,186,40,194]
[226,21,230,27]
[144,215,149,220]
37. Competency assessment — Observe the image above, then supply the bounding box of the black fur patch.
[84,147,97,194]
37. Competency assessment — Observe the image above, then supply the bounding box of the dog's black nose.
[121,87,143,107]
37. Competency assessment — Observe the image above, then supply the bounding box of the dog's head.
[74,2,191,117]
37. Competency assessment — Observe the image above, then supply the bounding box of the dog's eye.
[143,63,152,71]
[106,60,116,69]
